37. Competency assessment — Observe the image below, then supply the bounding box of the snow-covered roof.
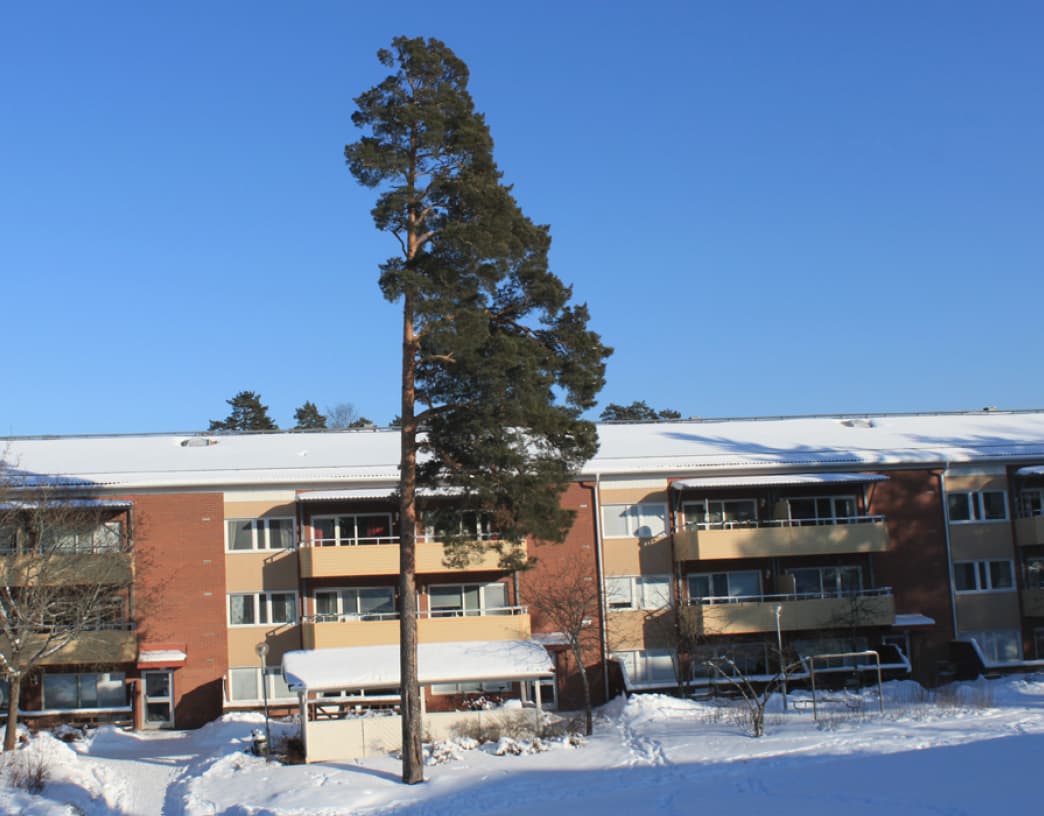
[893,613,936,627]
[1016,465,1044,477]
[671,472,889,490]
[2,410,1044,490]
[281,640,554,692]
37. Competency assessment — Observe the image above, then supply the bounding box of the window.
[787,566,862,597]
[428,582,509,616]
[1019,489,1044,518]
[947,491,1008,523]
[611,649,676,687]
[687,571,761,604]
[228,592,297,626]
[42,672,126,710]
[1026,557,1044,590]
[953,560,1014,593]
[226,518,295,551]
[606,575,672,610]
[960,629,1021,663]
[227,667,295,703]
[43,521,123,554]
[312,514,393,546]
[314,586,396,621]
[602,503,667,539]
[786,496,858,524]
[430,680,512,695]
[423,511,498,542]
[683,499,757,530]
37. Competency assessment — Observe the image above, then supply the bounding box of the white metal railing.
[302,612,400,624]
[688,586,893,606]
[680,515,884,532]
[419,605,528,619]
[306,533,502,548]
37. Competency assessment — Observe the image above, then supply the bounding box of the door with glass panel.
[142,670,174,728]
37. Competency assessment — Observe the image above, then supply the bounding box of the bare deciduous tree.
[0,462,134,750]
[525,563,602,735]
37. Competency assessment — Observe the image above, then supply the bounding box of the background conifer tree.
[293,401,327,430]
[208,391,277,432]
[346,36,610,783]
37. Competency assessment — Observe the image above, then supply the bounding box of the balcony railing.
[300,606,528,625]
[305,533,501,548]
[689,586,893,606]
[674,516,890,560]
[300,606,531,648]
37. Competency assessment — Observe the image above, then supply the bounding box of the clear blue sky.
[2,1,1041,435]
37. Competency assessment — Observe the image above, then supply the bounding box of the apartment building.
[3,409,1044,729]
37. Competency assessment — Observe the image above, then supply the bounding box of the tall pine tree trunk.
[398,293,424,784]
[4,675,21,751]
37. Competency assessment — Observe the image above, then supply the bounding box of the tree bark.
[572,644,593,736]
[398,292,424,784]
[4,675,21,751]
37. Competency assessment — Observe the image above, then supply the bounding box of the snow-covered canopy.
[671,472,889,490]
[1017,465,1044,477]
[282,640,554,692]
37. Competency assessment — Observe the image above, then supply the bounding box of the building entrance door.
[142,670,174,728]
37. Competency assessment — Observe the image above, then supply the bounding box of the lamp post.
[774,605,788,712]
[255,641,272,758]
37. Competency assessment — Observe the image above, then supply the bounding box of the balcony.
[0,552,133,585]
[674,516,889,561]
[300,607,532,649]
[1015,515,1044,548]
[0,625,138,666]
[298,538,521,579]
[681,588,895,636]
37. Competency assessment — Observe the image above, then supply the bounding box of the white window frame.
[225,517,296,552]
[430,679,512,695]
[952,559,1015,593]
[606,575,672,611]
[41,671,128,710]
[313,586,397,621]
[226,666,296,703]
[785,495,858,524]
[687,570,762,604]
[682,499,758,530]
[311,513,394,546]
[1019,489,1044,518]
[227,591,298,626]
[601,502,668,539]
[946,490,1008,523]
[611,649,677,687]
[427,582,510,617]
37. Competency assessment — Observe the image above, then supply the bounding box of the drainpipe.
[939,467,959,639]
[591,472,611,701]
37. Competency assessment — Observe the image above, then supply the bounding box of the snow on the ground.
[3,675,1044,815]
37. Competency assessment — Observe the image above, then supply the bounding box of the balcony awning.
[1016,465,1044,477]
[671,472,889,490]
[282,640,553,693]
[893,613,935,627]
[137,643,187,669]
[296,486,464,502]
[0,498,133,511]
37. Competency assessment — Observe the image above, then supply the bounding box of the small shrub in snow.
[3,747,49,794]
[51,724,86,744]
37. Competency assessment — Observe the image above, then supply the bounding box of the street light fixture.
[255,641,272,758]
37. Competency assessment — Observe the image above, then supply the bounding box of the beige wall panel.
[945,473,1007,491]
[949,525,1015,560]
[298,542,512,579]
[684,595,895,636]
[599,488,668,505]
[675,522,889,561]
[228,624,302,665]
[3,630,139,666]
[225,550,299,591]
[954,593,1021,631]
[606,610,674,651]
[302,615,530,649]
[1015,516,1044,547]
[603,537,672,575]
[223,489,297,503]
[224,501,297,519]
[1022,589,1044,617]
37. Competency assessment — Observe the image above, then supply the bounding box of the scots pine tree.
[346,36,610,784]
[293,401,327,430]
[208,391,277,432]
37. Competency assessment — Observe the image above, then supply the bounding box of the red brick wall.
[129,492,228,728]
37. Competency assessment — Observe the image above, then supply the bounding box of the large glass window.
[953,560,1014,593]
[786,496,858,525]
[314,586,396,621]
[42,521,123,554]
[1026,557,1044,590]
[611,649,676,687]
[601,503,668,539]
[312,514,393,546]
[43,672,127,710]
[228,592,297,626]
[226,518,295,551]
[1019,489,1044,518]
[683,499,757,530]
[427,582,509,616]
[605,575,672,610]
[947,491,1008,523]
[787,566,862,597]
[960,629,1021,663]
[687,571,761,604]
[227,667,296,703]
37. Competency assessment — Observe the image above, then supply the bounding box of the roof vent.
[840,418,875,429]
[179,437,218,448]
